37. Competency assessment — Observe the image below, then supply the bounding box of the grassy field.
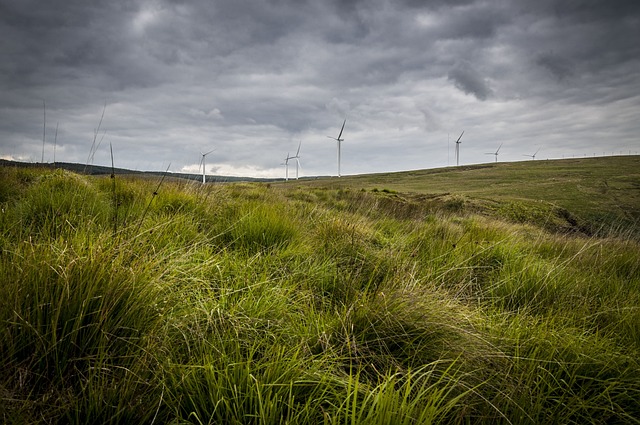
[287,156,640,235]
[1,158,639,424]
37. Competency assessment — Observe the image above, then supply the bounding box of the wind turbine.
[290,141,302,180]
[454,131,464,166]
[485,143,503,163]
[327,119,346,177]
[524,146,541,160]
[282,152,291,181]
[199,149,214,184]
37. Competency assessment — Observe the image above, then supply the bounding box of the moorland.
[1,156,639,424]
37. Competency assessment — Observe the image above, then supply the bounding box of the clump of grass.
[225,203,298,254]
[0,234,166,423]
[0,168,26,203]
[309,215,394,305]
[166,343,328,424]
[94,175,145,223]
[325,362,469,425]
[484,312,640,424]
[10,170,109,239]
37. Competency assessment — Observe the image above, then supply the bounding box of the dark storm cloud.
[535,53,574,81]
[447,62,492,101]
[0,2,140,87]
[548,0,640,21]
[400,0,476,10]
[1,0,639,175]
[516,0,640,75]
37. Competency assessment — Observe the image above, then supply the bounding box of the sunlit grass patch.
[225,203,298,253]
[10,170,109,239]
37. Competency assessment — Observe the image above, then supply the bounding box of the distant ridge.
[278,155,640,235]
[0,159,281,183]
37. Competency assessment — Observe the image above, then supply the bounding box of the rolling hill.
[278,155,640,236]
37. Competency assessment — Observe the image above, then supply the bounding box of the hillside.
[0,159,279,183]
[1,160,639,424]
[5,156,639,231]
[282,156,640,235]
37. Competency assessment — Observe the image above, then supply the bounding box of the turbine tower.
[485,143,503,163]
[454,131,464,166]
[282,152,291,181]
[199,149,214,184]
[327,119,346,177]
[291,141,302,180]
[524,146,541,160]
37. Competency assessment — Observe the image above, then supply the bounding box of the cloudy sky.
[1,0,639,178]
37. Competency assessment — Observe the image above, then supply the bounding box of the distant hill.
[4,156,639,233]
[281,155,640,235]
[0,159,279,183]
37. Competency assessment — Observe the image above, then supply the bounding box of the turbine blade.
[456,130,464,143]
[337,119,346,140]
[296,140,301,156]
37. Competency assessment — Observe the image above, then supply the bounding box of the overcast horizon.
[1,0,639,178]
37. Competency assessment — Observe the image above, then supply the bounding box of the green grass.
[1,159,639,424]
[284,156,640,236]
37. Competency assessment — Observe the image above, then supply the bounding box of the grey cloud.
[535,53,574,81]
[417,105,441,131]
[444,4,510,40]
[401,0,475,10]
[1,0,639,175]
[517,0,640,22]
[0,1,166,93]
[551,0,640,22]
[447,62,492,101]
[515,1,640,70]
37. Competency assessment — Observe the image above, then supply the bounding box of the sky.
[1,0,639,178]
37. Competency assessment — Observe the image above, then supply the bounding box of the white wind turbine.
[524,146,542,160]
[291,141,302,180]
[199,149,215,184]
[485,143,503,163]
[282,152,292,181]
[327,119,346,177]
[454,131,464,166]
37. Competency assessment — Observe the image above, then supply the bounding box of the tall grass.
[1,165,639,423]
